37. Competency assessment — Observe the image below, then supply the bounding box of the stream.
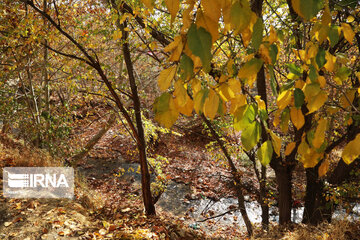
[79,160,360,232]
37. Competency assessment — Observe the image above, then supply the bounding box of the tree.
[148,0,360,227]
[15,0,157,216]
[3,0,360,235]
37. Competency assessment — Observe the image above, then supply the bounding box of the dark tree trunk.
[121,24,156,216]
[260,165,269,228]
[302,167,332,224]
[273,164,292,224]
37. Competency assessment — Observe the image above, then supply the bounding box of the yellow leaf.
[298,140,322,168]
[295,80,305,89]
[316,25,330,44]
[285,142,296,156]
[318,159,329,177]
[141,0,154,10]
[255,96,266,110]
[174,80,187,107]
[342,134,360,164]
[270,131,281,157]
[113,30,122,40]
[157,66,177,91]
[321,4,331,26]
[347,15,355,23]
[164,36,182,52]
[227,60,234,76]
[194,89,207,114]
[340,89,356,108]
[228,78,242,95]
[191,78,201,95]
[277,90,292,110]
[175,97,194,116]
[202,0,221,23]
[268,26,278,44]
[273,109,281,127]
[218,83,235,102]
[306,43,318,59]
[298,139,308,156]
[220,0,232,27]
[293,49,306,61]
[312,118,328,149]
[302,150,322,168]
[181,0,195,32]
[291,0,304,19]
[341,23,355,44]
[165,0,180,24]
[259,44,272,64]
[204,89,219,119]
[307,90,328,114]
[280,108,290,133]
[241,27,252,47]
[318,76,326,88]
[290,107,305,130]
[303,83,321,101]
[196,9,219,42]
[154,93,179,128]
[324,51,336,72]
[230,94,247,114]
[164,36,183,62]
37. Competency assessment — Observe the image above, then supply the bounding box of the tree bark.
[120,20,156,216]
[274,164,292,224]
[302,167,332,224]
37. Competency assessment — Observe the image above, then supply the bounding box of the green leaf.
[153,92,179,128]
[268,65,278,96]
[230,0,251,33]
[234,104,256,131]
[280,80,295,92]
[294,88,305,108]
[180,54,194,80]
[257,140,273,166]
[194,89,209,114]
[299,0,324,20]
[251,18,263,51]
[329,25,340,48]
[335,67,351,82]
[241,121,261,151]
[287,63,302,76]
[269,44,278,65]
[316,48,327,69]
[280,107,290,133]
[309,64,318,83]
[187,23,212,72]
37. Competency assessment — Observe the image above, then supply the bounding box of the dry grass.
[251,220,360,240]
[0,133,59,169]
[0,133,105,210]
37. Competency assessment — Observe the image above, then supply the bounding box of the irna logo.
[7,173,69,188]
[3,167,74,199]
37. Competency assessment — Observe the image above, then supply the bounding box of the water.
[81,160,360,231]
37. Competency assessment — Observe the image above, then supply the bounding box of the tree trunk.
[273,164,292,224]
[260,165,269,228]
[42,0,50,149]
[121,22,156,216]
[302,167,332,225]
